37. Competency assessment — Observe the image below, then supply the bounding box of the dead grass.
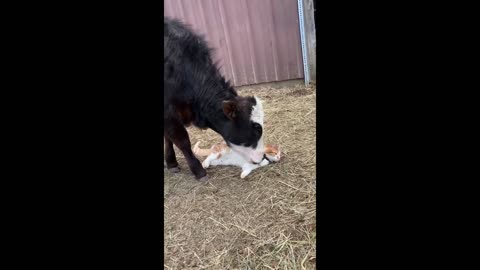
[164,84,316,269]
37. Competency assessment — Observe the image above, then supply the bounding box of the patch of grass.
[164,85,316,269]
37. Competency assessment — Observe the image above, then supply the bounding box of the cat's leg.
[259,159,270,167]
[241,158,272,178]
[202,153,220,168]
[241,163,259,179]
[209,158,222,166]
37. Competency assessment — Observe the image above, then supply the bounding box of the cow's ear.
[222,100,237,120]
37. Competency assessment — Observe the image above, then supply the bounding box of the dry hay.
[164,84,316,269]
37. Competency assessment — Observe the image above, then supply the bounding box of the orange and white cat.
[193,141,281,178]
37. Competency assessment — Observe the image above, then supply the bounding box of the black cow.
[164,17,265,181]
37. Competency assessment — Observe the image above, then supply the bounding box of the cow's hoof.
[168,167,180,173]
[197,176,209,183]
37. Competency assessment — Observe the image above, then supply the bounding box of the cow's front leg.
[164,136,180,173]
[165,119,207,181]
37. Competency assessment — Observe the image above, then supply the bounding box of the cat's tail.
[193,141,213,157]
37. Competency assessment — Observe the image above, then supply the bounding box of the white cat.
[193,141,281,178]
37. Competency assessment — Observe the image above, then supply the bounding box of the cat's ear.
[270,144,280,153]
[222,100,237,120]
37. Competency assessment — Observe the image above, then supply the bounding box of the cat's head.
[265,144,281,162]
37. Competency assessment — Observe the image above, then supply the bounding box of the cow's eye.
[253,124,262,138]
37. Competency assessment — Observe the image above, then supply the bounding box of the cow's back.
[164,18,214,112]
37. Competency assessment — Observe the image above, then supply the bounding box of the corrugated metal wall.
[164,0,304,87]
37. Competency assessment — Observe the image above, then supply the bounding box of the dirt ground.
[164,84,316,269]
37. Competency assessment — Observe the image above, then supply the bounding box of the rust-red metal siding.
[164,0,304,87]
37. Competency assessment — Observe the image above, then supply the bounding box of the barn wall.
[164,0,304,87]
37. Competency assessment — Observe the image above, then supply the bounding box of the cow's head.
[220,96,265,164]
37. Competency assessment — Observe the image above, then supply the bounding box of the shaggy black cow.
[164,17,265,181]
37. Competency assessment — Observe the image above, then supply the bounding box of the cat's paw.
[240,171,250,179]
[202,161,210,168]
[260,159,270,166]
